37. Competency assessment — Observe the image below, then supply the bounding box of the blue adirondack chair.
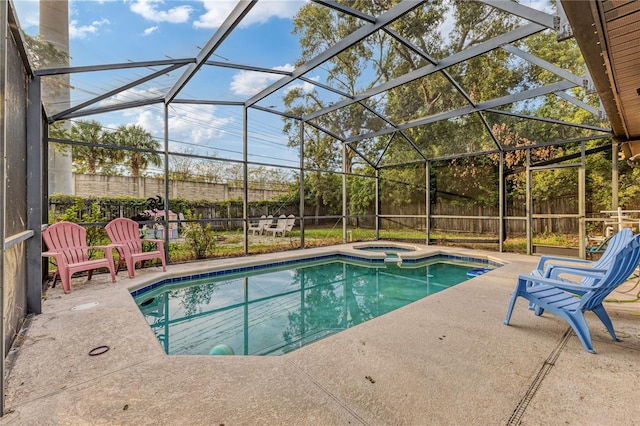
[586,234,614,259]
[525,228,634,312]
[533,228,633,279]
[504,234,640,353]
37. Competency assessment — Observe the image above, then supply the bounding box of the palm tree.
[70,120,111,174]
[112,124,162,177]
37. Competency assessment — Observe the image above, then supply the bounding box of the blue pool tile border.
[131,252,503,298]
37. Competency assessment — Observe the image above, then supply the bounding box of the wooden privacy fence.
[382,197,588,235]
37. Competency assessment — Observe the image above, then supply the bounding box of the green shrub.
[183,211,216,259]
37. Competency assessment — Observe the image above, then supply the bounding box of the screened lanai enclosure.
[8,0,640,310]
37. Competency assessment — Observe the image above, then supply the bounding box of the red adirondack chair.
[42,221,117,294]
[105,218,167,278]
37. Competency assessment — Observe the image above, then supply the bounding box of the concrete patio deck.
[3,243,640,425]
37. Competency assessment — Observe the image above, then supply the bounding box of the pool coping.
[128,242,508,298]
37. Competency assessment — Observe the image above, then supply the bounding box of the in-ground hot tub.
[352,242,420,262]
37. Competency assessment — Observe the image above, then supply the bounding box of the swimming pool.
[133,253,499,356]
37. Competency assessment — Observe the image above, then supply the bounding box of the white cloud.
[143,26,159,36]
[69,18,110,39]
[111,103,233,146]
[100,88,234,145]
[194,0,302,29]
[193,1,236,29]
[284,75,318,95]
[163,104,234,144]
[127,0,193,23]
[133,109,164,135]
[230,64,294,96]
[169,106,234,144]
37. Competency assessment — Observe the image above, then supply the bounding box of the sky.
[13,0,310,169]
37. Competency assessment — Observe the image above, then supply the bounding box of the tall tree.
[194,160,224,184]
[112,124,162,177]
[169,149,197,181]
[247,166,293,191]
[283,1,403,216]
[380,1,520,210]
[222,163,248,189]
[70,120,110,174]
[284,1,400,172]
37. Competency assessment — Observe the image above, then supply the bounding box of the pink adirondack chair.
[42,221,117,294]
[106,218,167,278]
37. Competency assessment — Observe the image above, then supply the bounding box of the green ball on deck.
[209,344,235,355]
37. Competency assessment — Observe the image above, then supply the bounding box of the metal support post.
[526,149,532,255]
[499,151,504,252]
[342,143,347,243]
[299,121,305,249]
[425,161,430,245]
[579,141,586,259]
[375,169,380,240]
[163,105,170,262]
[243,107,249,254]
[612,142,619,209]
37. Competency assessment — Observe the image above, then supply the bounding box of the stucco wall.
[72,174,287,201]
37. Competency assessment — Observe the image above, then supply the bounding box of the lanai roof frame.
[28,0,611,167]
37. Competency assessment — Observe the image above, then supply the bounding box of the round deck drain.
[70,302,99,311]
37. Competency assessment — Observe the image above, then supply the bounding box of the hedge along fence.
[48,194,299,229]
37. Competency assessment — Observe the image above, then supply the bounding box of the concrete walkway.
[3,244,640,425]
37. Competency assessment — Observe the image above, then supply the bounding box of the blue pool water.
[134,256,495,356]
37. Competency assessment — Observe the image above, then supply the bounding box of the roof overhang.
[561,0,640,148]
